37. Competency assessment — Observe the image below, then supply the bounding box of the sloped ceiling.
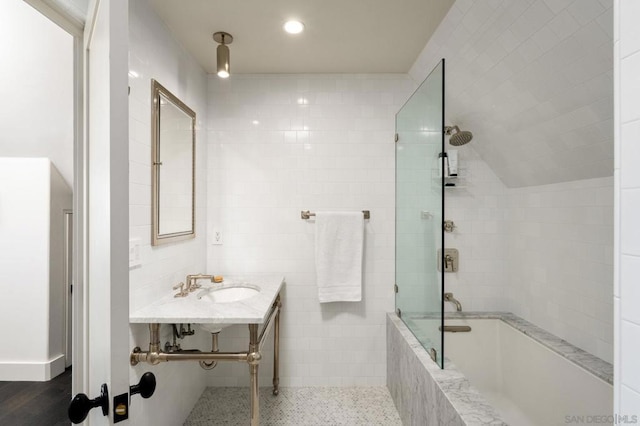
[410,0,613,188]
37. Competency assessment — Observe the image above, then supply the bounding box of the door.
[395,59,445,367]
[80,0,130,423]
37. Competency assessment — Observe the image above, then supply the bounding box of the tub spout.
[444,292,462,311]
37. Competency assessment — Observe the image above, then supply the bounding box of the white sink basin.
[197,285,260,303]
[196,284,261,334]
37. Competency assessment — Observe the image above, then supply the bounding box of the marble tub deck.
[387,314,506,426]
[404,312,613,385]
[387,312,614,425]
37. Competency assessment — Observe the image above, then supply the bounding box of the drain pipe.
[200,332,219,370]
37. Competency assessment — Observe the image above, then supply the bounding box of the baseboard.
[0,354,66,381]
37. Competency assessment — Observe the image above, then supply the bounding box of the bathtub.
[387,313,613,426]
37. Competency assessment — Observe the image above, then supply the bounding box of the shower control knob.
[68,383,109,424]
[130,372,156,399]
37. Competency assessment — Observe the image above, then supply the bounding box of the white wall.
[615,0,640,418]
[206,74,414,386]
[128,0,209,423]
[0,158,71,381]
[0,0,74,187]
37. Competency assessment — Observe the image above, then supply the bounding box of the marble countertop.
[130,275,285,324]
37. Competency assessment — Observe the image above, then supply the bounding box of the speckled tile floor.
[183,387,403,426]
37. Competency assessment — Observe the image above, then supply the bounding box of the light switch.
[129,238,141,268]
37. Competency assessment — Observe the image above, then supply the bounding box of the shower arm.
[444,125,460,135]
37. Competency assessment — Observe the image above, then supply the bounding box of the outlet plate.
[211,229,223,245]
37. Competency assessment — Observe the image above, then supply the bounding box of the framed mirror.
[151,79,196,245]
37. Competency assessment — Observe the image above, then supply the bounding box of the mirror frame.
[151,79,196,246]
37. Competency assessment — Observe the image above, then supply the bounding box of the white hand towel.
[314,211,364,303]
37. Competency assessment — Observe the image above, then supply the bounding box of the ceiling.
[149,0,454,74]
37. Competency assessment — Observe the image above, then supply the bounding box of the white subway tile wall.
[205,74,414,386]
[443,147,510,313]
[507,177,613,362]
[616,0,640,418]
[410,0,613,188]
[128,0,209,424]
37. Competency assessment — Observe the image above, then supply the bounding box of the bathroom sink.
[195,285,262,334]
[197,285,260,303]
[130,275,284,333]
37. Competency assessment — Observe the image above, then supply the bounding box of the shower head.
[445,125,473,146]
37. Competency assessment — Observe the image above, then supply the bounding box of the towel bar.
[301,210,370,220]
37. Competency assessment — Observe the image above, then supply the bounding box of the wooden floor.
[0,368,71,426]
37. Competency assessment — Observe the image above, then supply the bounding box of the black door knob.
[68,383,109,424]
[130,372,156,399]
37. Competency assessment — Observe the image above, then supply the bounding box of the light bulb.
[284,20,305,34]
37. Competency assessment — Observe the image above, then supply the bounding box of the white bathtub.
[411,317,613,426]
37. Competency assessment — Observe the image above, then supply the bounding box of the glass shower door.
[395,59,445,367]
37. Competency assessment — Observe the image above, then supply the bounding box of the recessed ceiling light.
[284,20,305,34]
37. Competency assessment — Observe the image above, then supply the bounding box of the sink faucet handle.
[173,282,188,298]
[189,280,202,291]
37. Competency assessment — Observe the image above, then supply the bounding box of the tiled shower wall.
[443,147,510,313]
[206,74,414,386]
[443,152,613,362]
[127,0,209,423]
[409,0,614,363]
[507,177,613,362]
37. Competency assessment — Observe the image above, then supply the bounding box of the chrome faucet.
[444,292,462,311]
[185,274,216,292]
